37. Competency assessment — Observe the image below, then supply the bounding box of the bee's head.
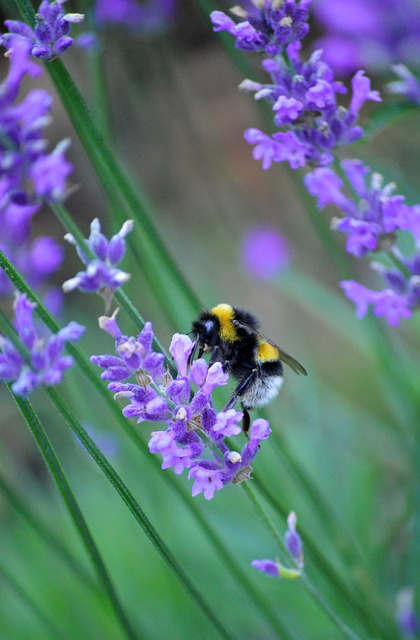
[191,314,221,351]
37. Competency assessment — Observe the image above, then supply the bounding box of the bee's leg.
[242,408,251,437]
[188,338,201,366]
[209,345,221,365]
[223,369,257,412]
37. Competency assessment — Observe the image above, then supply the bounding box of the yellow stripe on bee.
[257,341,279,362]
[211,303,239,342]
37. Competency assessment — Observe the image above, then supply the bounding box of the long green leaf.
[9,389,141,640]
[0,561,67,640]
[0,469,101,599]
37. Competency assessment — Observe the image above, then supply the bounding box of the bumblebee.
[190,303,307,431]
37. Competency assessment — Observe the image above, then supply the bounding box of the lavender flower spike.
[387,64,420,105]
[0,293,85,396]
[211,1,380,170]
[62,218,133,310]
[252,510,304,580]
[93,322,273,500]
[285,511,304,567]
[0,38,74,205]
[306,159,420,326]
[1,0,84,61]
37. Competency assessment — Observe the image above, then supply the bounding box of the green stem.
[9,389,141,640]
[45,386,236,640]
[388,249,412,279]
[0,562,67,640]
[0,468,101,600]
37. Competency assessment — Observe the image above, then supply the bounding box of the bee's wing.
[233,318,307,375]
[272,342,307,376]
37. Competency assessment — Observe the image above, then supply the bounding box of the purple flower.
[91,312,164,383]
[1,1,84,61]
[251,559,280,578]
[29,139,73,201]
[188,463,224,500]
[211,409,243,438]
[0,187,64,302]
[387,64,420,104]
[161,441,195,475]
[341,282,413,326]
[333,218,381,258]
[349,71,381,114]
[252,511,303,580]
[62,218,133,308]
[210,2,312,55]
[0,293,84,396]
[312,0,420,75]
[0,38,74,206]
[93,319,273,499]
[243,128,284,170]
[305,168,347,209]
[169,333,193,377]
[284,511,303,565]
[242,418,272,465]
[305,158,420,325]
[396,588,420,637]
[202,362,229,396]
[370,289,412,326]
[241,225,291,280]
[218,4,380,171]
[341,281,377,319]
[96,0,177,34]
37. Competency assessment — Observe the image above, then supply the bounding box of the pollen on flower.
[227,451,242,464]
[280,16,293,26]
[174,407,186,421]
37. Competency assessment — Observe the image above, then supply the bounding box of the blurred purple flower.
[241,225,291,280]
[0,293,84,396]
[306,159,420,325]
[75,32,99,51]
[341,283,413,327]
[251,559,280,577]
[396,588,420,637]
[0,37,74,205]
[96,0,177,34]
[92,317,273,500]
[252,511,303,579]
[0,182,65,304]
[1,0,84,61]
[387,64,420,104]
[312,0,420,75]
[75,423,119,459]
[285,511,303,566]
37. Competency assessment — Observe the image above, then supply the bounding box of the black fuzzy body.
[191,304,284,413]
